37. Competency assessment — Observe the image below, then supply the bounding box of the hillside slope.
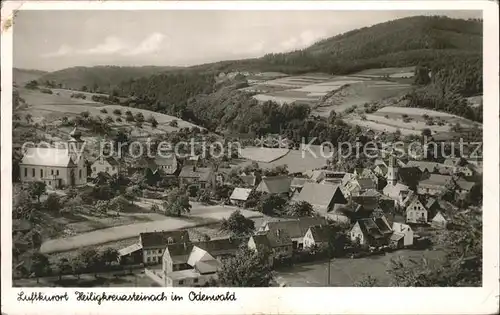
[38,65,182,92]
[13,68,47,86]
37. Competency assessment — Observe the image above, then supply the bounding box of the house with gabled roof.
[390,222,414,248]
[256,175,292,196]
[456,180,476,199]
[179,165,215,189]
[140,230,190,265]
[258,217,327,249]
[356,168,379,186]
[417,174,454,196]
[161,242,220,287]
[431,211,448,229]
[248,229,293,263]
[405,197,428,224]
[229,187,253,206]
[91,155,121,177]
[373,164,388,177]
[349,216,393,247]
[303,224,335,249]
[290,177,308,194]
[344,178,377,197]
[294,182,348,221]
[153,155,179,176]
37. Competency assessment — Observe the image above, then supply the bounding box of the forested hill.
[38,65,182,92]
[190,15,482,75]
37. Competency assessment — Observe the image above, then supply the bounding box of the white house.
[405,198,428,224]
[91,155,120,177]
[390,222,414,248]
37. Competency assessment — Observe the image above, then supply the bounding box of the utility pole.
[327,258,331,286]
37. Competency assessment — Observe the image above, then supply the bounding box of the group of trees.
[29,247,120,283]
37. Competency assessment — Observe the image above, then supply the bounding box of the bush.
[169,120,178,128]
[100,108,108,114]
[125,115,135,122]
[125,110,132,116]
[40,88,53,94]
[116,117,123,122]
[113,109,122,116]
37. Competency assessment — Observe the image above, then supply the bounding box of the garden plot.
[353,66,416,77]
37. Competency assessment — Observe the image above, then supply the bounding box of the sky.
[13,10,482,71]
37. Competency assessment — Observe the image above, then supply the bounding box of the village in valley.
[11,13,483,288]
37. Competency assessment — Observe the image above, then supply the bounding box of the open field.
[312,81,410,116]
[16,88,201,133]
[40,203,262,254]
[345,106,480,135]
[275,248,446,287]
[239,147,290,163]
[353,66,416,78]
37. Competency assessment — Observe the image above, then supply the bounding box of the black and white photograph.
[1,1,498,314]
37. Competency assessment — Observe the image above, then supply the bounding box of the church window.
[79,169,82,179]
[49,181,51,186]
[51,169,54,175]
[32,168,35,177]
[40,169,43,178]
[24,168,27,177]
[56,170,59,176]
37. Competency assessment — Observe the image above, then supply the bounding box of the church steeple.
[387,155,398,186]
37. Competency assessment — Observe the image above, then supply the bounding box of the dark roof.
[418,174,453,187]
[253,229,292,248]
[356,216,392,240]
[166,242,193,256]
[241,175,259,186]
[456,180,475,191]
[140,230,190,248]
[308,225,335,243]
[264,217,327,239]
[296,182,342,211]
[351,196,379,212]
[257,176,292,194]
[178,166,212,181]
[193,237,243,256]
[357,178,376,190]
[94,155,119,166]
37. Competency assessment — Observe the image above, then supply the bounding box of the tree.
[43,193,61,212]
[56,258,72,280]
[169,120,178,128]
[421,128,432,138]
[217,247,273,287]
[220,210,255,237]
[71,257,85,280]
[28,182,46,204]
[25,113,32,123]
[81,85,88,92]
[30,252,50,283]
[135,112,145,123]
[285,201,314,217]
[259,194,287,216]
[328,110,337,124]
[25,80,38,89]
[105,116,114,124]
[388,209,482,286]
[197,189,212,204]
[78,248,101,277]
[413,66,431,85]
[163,188,191,217]
[101,248,119,266]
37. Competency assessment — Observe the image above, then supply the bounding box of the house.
[390,222,414,248]
[19,127,87,188]
[456,180,476,199]
[431,211,448,229]
[229,187,252,206]
[356,168,379,186]
[405,197,428,224]
[91,155,120,177]
[406,161,453,174]
[178,166,216,189]
[320,171,346,185]
[344,178,377,197]
[349,216,393,247]
[417,174,454,196]
[345,195,381,220]
[397,167,423,190]
[303,224,335,249]
[140,230,190,265]
[248,229,293,263]
[192,237,243,261]
[294,182,348,221]
[153,155,178,176]
[118,243,143,265]
[382,182,413,208]
[425,197,442,220]
[255,176,292,196]
[162,243,219,287]
[258,217,327,249]
[373,164,388,177]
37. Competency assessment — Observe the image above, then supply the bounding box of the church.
[19,127,88,189]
